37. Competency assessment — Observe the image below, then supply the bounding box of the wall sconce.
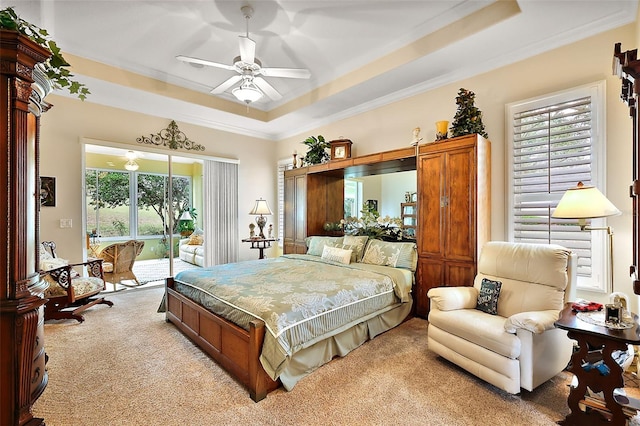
[124,150,139,171]
[249,198,273,239]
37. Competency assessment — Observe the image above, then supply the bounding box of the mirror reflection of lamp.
[552,181,621,290]
[249,198,273,239]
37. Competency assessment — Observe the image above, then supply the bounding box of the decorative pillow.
[306,236,342,257]
[188,234,204,245]
[476,278,502,315]
[40,257,69,272]
[40,244,54,260]
[341,235,369,262]
[321,246,352,265]
[361,239,416,269]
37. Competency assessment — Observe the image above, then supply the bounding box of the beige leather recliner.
[427,241,577,394]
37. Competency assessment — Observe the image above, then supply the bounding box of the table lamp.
[249,198,273,239]
[552,181,621,289]
[178,210,195,237]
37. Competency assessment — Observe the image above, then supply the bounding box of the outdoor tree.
[450,88,489,139]
[85,170,191,236]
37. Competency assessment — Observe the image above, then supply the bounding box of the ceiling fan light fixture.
[232,83,262,104]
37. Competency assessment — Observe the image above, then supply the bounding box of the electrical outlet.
[59,219,72,228]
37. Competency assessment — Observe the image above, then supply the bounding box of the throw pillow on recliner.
[476,278,502,315]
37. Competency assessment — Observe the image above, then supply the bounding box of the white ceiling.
[14,0,638,140]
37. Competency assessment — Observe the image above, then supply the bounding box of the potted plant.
[0,6,90,100]
[301,135,330,165]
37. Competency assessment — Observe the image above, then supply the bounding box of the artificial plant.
[450,88,488,139]
[0,6,90,100]
[301,135,330,165]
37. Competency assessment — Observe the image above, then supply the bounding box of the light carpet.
[33,286,574,425]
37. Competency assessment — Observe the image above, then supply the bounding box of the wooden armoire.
[1,30,52,426]
[414,134,491,317]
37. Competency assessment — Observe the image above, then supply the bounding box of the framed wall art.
[40,176,56,207]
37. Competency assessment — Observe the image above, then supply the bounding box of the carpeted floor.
[32,286,583,425]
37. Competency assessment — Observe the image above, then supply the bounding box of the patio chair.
[98,240,145,286]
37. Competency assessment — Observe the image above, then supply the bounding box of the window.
[85,170,131,237]
[85,168,191,240]
[506,81,607,292]
[277,160,289,245]
[344,179,363,218]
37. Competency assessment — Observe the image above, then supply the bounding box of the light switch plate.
[59,219,72,228]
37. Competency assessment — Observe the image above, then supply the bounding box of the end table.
[242,238,277,259]
[555,303,640,425]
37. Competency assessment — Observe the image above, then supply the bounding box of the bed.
[164,236,416,401]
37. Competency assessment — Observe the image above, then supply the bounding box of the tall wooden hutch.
[1,30,52,425]
[284,134,490,318]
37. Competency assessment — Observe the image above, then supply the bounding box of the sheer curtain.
[203,160,239,266]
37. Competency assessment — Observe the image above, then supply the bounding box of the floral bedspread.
[173,254,412,379]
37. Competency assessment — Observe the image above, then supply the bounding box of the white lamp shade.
[249,198,272,216]
[552,182,621,219]
[179,210,193,221]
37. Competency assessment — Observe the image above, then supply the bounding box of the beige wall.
[39,97,278,262]
[277,23,638,310]
[39,22,638,308]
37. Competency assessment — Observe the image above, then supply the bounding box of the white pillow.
[321,246,352,265]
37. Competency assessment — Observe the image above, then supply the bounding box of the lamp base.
[256,215,267,239]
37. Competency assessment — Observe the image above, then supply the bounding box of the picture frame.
[40,176,56,207]
[410,192,417,202]
[366,199,378,212]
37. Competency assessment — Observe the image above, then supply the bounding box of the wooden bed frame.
[165,277,279,401]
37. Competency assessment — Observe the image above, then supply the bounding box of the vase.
[435,121,449,141]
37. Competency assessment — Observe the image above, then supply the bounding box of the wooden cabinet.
[414,134,491,317]
[283,167,344,254]
[1,30,52,426]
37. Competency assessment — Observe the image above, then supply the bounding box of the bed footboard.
[165,277,279,401]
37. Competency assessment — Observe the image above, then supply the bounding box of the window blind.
[277,162,288,246]
[512,96,593,277]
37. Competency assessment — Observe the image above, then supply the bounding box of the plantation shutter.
[512,96,593,277]
[277,161,288,247]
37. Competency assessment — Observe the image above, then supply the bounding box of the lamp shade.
[249,198,273,216]
[552,182,621,219]
[179,210,193,221]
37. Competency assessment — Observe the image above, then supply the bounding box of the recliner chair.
[427,241,577,394]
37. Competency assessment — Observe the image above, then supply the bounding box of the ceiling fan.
[176,5,311,104]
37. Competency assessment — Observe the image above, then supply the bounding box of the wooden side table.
[555,304,640,425]
[242,238,277,259]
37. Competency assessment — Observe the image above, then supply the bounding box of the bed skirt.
[277,300,412,390]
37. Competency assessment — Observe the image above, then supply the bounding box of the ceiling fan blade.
[253,77,282,101]
[238,36,256,64]
[210,75,242,94]
[176,55,236,71]
[261,67,311,79]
